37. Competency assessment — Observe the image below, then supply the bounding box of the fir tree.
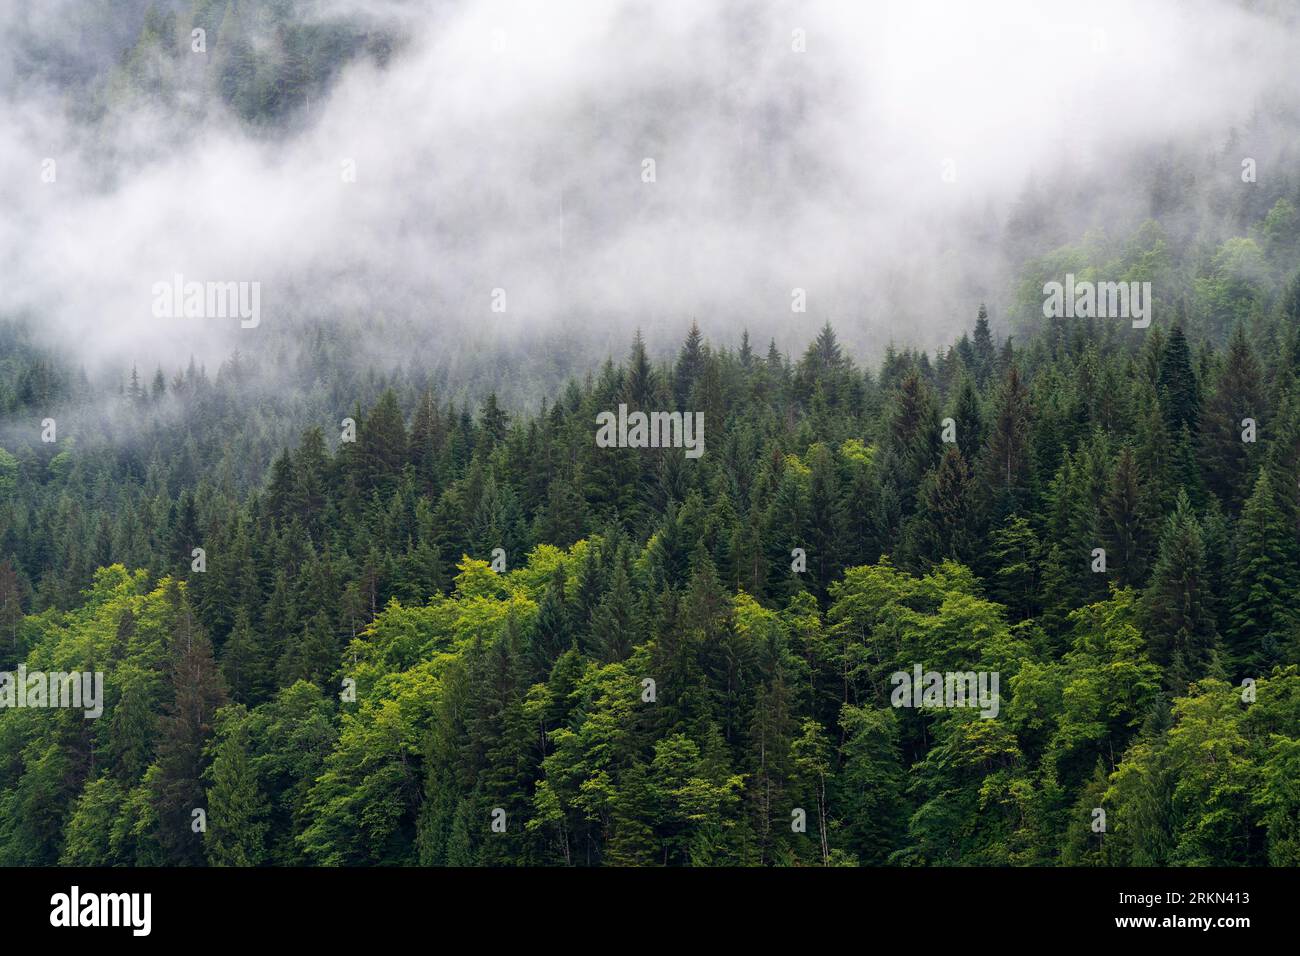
[1227,470,1296,672]
[1143,492,1220,690]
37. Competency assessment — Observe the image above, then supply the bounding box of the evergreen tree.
[972,304,996,387]
[589,550,640,663]
[1227,470,1296,672]
[979,364,1033,517]
[1143,492,1220,690]
[674,321,706,408]
[358,390,408,494]
[1102,445,1154,586]
[1201,325,1263,511]
[1157,324,1200,436]
[151,586,227,865]
[204,706,268,866]
[220,606,268,705]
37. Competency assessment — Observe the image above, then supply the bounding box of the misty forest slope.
[3,191,1300,864]
[2,0,1300,868]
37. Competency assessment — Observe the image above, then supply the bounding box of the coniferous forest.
[2,0,1299,879]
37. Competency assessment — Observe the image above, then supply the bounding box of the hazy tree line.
[2,179,1300,864]
[10,0,394,126]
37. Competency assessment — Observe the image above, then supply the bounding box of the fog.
[2,0,1298,383]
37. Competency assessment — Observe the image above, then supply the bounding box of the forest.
[3,189,1300,864]
[1,0,1299,869]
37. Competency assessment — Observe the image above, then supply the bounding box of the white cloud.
[2,0,1297,371]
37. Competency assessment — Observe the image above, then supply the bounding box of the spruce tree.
[1228,470,1296,672]
[1102,445,1154,586]
[204,706,267,866]
[1157,324,1200,436]
[1143,491,1220,690]
[152,587,227,865]
[972,304,996,387]
[220,606,268,705]
[1201,324,1263,511]
[674,321,706,408]
[978,364,1032,517]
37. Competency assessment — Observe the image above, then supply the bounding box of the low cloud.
[2,0,1297,376]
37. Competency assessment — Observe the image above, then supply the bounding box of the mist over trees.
[2,0,1299,868]
[3,189,1300,863]
[5,0,1300,379]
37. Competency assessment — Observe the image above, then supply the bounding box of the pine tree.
[589,550,640,663]
[747,675,796,863]
[910,445,975,567]
[530,566,572,677]
[277,610,338,689]
[623,330,657,408]
[409,390,443,495]
[266,449,300,524]
[674,321,706,408]
[151,586,227,865]
[168,492,201,570]
[797,323,851,408]
[1227,471,1296,672]
[446,799,475,866]
[952,374,984,462]
[972,304,996,387]
[358,389,407,493]
[477,392,509,451]
[979,364,1033,517]
[1061,759,1111,865]
[804,442,845,595]
[204,706,267,866]
[738,329,754,369]
[220,606,268,705]
[1157,324,1200,436]
[1201,325,1263,511]
[1143,491,1220,690]
[1102,445,1154,586]
[885,369,941,502]
[1135,387,1176,514]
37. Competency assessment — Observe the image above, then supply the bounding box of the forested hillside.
[2,188,1299,864]
[9,0,393,125]
[3,0,1300,871]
